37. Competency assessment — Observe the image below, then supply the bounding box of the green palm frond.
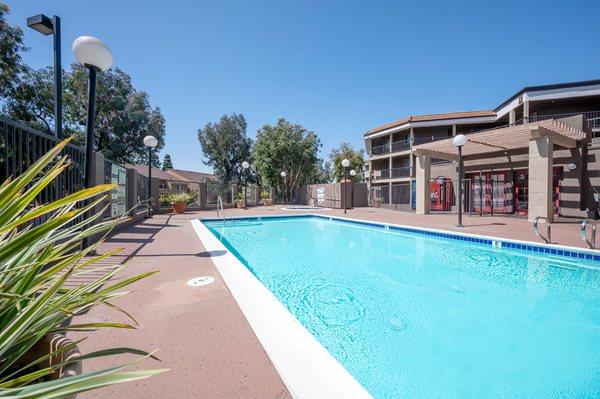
[0,137,165,395]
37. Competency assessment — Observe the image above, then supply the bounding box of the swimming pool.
[201,215,600,398]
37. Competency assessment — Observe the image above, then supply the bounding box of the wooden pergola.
[411,118,588,221]
[413,119,586,161]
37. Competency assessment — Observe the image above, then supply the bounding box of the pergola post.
[415,154,430,214]
[528,131,554,222]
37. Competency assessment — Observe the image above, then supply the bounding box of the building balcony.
[369,137,442,159]
[391,139,411,152]
[370,140,412,157]
[370,143,390,156]
[373,166,412,181]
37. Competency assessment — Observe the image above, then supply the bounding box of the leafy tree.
[1,8,167,166]
[0,4,28,100]
[330,142,364,182]
[197,113,252,186]
[162,154,173,170]
[252,118,321,198]
[64,64,166,165]
[311,159,332,184]
[4,66,55,132]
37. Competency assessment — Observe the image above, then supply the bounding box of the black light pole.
[143,135,158,218]
[83,66,98,190]
[27,14,62,138]
[342,158,350,214]
[350,169,356,209]
[242,161,250,209]
[453,134,467,227]
[73,36,113,249]
[280,171,287,203]
[148,149,152,216]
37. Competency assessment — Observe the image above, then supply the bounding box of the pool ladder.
[580,219,598,249]
[532,216,552,244]
[216,195,225,225]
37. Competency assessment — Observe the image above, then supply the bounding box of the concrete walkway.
[72,206,597,398]
[72,212,290,399]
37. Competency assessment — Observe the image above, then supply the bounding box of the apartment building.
[364,79,600,219]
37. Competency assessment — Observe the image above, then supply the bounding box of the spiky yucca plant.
[0,138,166,398]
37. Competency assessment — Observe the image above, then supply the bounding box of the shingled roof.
[366,110,497,135]
[124,164,178,181]
[166,169,215,182]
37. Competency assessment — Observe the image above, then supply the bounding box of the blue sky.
[7,0,600,173]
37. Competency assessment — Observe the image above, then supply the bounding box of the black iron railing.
[0,116,85,205]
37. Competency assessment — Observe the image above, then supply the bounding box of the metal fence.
[0,117,85,225]
[370,183,413,211]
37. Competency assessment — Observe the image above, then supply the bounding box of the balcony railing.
[517,111,600,138]
[374,166,411,180]
[412,136,449,145]
[371,139,412,156]
[370,143,390,156]
[516,111,600,128]
[392,139,411,152]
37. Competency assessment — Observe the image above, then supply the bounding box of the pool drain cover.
[187,276,215,287]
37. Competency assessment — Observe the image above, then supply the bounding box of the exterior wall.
[365,93,600,216]
[300,183,368,208]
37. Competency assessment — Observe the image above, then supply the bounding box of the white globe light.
[452,134,468,147]
[341,158,350,167]
[242,161,250,169]
[350,169,356,176]
[72,36,114,71]
[143,135,158,148]
[280,171,286,177]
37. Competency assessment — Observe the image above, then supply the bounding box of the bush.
[164,192,196,205]
[0,138,166,397]
[159,195,171,207]
[261,191,270,200]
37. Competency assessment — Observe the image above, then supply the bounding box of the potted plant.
[0,139,165,397]
[235,192,245,208]
[261,191,272,206]
[167,192,195,214]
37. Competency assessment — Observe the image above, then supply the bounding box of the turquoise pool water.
[203,216,600,398]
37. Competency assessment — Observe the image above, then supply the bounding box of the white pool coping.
[190,218,372,399]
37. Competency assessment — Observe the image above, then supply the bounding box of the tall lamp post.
[144,135,158,218]
[27,14,62,138]
[73,36,113,249]
[349,169,356,210]
[280,171,287,203]
[342,158,350,214]
[242,161,250,209]
[453,134,468,227]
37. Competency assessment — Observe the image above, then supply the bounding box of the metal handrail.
[216,195,225,224]
[580,219,598,249]
[532,216,552,244]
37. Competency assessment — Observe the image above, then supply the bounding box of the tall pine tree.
[162,154,173,170]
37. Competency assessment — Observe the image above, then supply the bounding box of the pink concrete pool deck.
[71,206,597,398]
